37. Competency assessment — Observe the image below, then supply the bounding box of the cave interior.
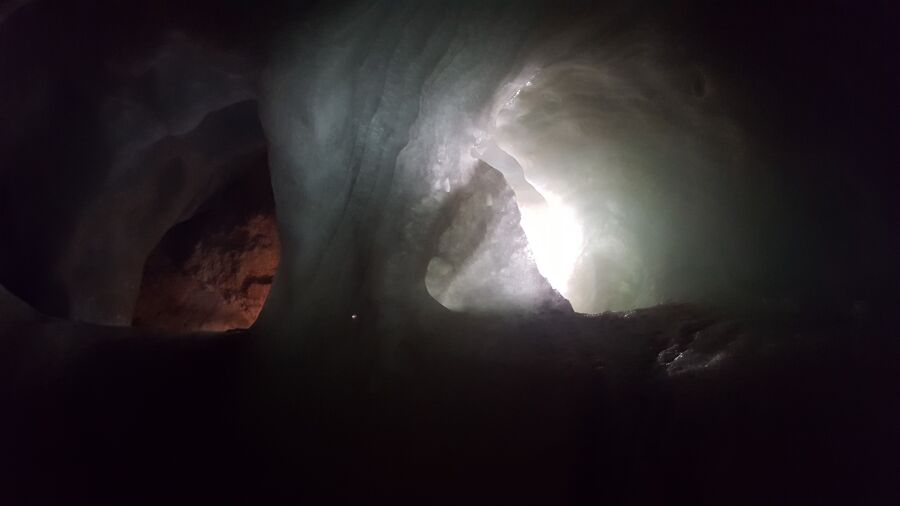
[1,0,899,504]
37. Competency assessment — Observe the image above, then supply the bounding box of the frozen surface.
[424,162,568,313]
[486,40,751,312]
[261,0,551,329]
[261,0,774,329]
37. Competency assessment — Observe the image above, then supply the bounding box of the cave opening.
[425,61,681,315]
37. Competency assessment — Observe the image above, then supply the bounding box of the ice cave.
[1,0,898,504]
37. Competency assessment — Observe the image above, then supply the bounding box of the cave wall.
[0,0,897,330]
[0,0,280,325]
[259,0,558,335]
[0,2,898,504]
[133,160,280,332]
[258,0,767,332]
[259,0,900,334]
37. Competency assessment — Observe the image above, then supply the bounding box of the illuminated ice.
[259,0,759,328]
[517,190,583,296]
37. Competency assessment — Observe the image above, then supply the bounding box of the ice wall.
[261,0,558,331]
[63,34,261,324]
[261,0,777,331]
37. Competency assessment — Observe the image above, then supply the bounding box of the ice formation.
[1,2,899,504]
[0,0,776,327]
[482,49,750,313]
[0,0,891,331]
[260,0,762,327]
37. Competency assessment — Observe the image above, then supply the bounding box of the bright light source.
[472,138,585,301]
[517,189,583,297]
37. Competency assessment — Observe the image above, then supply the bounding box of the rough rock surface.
[132,164,280,332]
[0,4,265,324]
[133,213,279,332]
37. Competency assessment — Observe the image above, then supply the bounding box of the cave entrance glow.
[474,139,585,302]
[477,65,660,315]
[517,189,583,296]
[426,63,675,315]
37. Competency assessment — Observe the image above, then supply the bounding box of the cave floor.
[1,303,898,505]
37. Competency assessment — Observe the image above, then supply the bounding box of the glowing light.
[517,190,584,296]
